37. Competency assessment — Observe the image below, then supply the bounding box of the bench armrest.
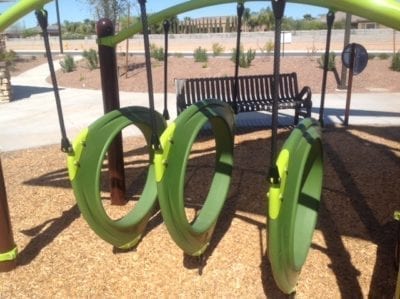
[175,79,186,115]
[297,86,312,104]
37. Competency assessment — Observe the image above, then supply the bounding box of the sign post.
[341,43,368,126]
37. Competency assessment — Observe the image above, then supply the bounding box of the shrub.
[368,53,376,60]
[0,50,17,67]
[62,32,86,40]
[231,46,256,68]
[391,51,400,72]
[318,52,336,71]
[150,43,164,61]
[82,49,98,70]
[194,47,208,62]
[262,40,274,54]
[60,55,76,73]
[378,53,390,60]
[212,43,224,56]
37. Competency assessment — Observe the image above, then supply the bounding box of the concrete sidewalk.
[0,62,399,152]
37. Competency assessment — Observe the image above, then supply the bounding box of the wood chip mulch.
[0,124,399,298]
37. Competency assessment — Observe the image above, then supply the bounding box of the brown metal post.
[97,18,127,205]
[339,13,352,89]
[344,44,355,126]
[0,157,17,272]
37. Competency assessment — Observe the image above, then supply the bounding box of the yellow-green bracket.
[0,246,18,262]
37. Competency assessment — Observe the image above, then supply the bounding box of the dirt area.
[1,54,399,297]
[54,55,400,94]
[9,55,49,76]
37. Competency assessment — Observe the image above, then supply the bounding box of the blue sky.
[0,0,326,29]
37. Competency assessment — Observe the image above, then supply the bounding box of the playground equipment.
[0,0,399,296]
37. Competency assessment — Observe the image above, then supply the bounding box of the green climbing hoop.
[267,118,323,294]
[67,106,166,250]
[155,99,235,256]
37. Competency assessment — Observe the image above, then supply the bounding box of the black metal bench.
[175,73,312,124]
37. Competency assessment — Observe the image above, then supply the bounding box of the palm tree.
[257,7,274,31]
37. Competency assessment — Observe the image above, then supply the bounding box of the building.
[332,11,386,29]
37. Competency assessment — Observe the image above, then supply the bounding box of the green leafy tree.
[85,0,130,24]
[303,14,314,21]
[257,8,273,31]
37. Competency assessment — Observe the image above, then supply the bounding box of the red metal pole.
[0,157,17,272]
[97,18,127,205]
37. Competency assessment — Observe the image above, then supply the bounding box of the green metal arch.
[102,0,400,47]
[0,0,400,46]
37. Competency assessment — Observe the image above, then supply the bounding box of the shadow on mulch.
[21,125,399,297]
[18,204,80,267]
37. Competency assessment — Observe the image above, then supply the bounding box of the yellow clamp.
[0,246,18,262]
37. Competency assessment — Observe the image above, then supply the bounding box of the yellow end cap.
[67,128,89,181]
[267,149,290,220]
[154,123,176,182]
[0,246,18,262]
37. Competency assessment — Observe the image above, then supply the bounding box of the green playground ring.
[267,118,323,294]
[155,99,235,256]
[67,106,166,250]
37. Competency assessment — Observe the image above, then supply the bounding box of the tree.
[257,8,274,31]
[303,14,314,21]
[243,7,251,31]
[85,0,130,24]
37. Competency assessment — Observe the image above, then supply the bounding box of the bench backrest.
[176,72,300,109]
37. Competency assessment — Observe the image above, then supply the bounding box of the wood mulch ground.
[0,55,399,297]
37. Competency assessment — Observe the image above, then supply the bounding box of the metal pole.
[233,2,244,114]
[319,11,335,126]
[344,44,355,126]
[0,157,17,272]
[55,0,63,54]
[125,3,130,79]
[97,18,127,206]
[269,0,285,184]
[339,13,351,89]
[163,20,170,120]
[35,9,72,153]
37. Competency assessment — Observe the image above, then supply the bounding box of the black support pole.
[35,9,72,153]
[97,18,127,206]
[138,0,161,150]
[269,0,286,184]
[163,20,170,120]
[232,2,244,114]
[319,10,335,127]
[0,157,17,272]
[55,0,63,54]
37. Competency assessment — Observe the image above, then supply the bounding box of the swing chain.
[269,0,286,185]
[232,1,245,114]
[138,0,161,151]
[319,10,335,126]
[163,19,170,120]
[35,9,73,154]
